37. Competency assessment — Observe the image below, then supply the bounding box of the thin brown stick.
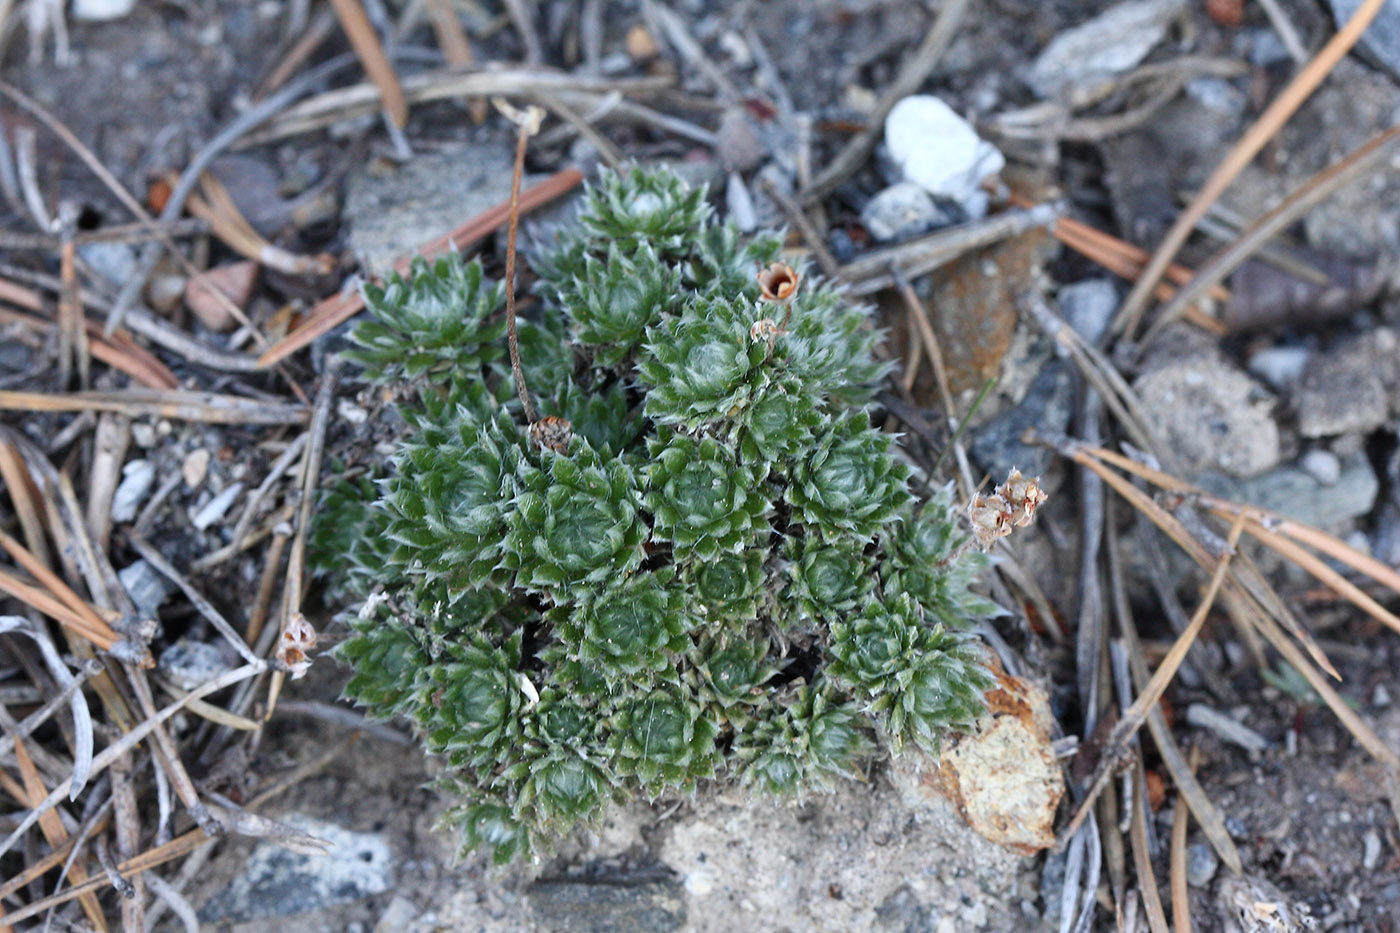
[256,167,583,368]
[0,304,179,389]
[425,0,475,66]
[329,0,409,127]
[497,101,544,424]
[890,266,954,422]
[13,738,108,931]
[1113,0,1389,337]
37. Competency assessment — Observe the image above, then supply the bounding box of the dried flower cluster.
[966,469,1049,550]
[310,167,1001,864]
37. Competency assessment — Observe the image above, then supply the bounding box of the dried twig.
[498,100,545,425]
[840,204,1060,295]
[0,662,264,863]
[241,70,672,145]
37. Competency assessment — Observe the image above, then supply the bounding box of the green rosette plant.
[313,165,1003,865]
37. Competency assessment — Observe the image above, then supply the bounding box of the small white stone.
[883,96,1003,217]
[71,0,137,21]
[130,422,158,447]
[1298,449,1341,487]
[684,865,718,896]
[1363,830,1382,871]
[336,398,368,425]
[182,448,211,489]
[111,459,155,523]
[860,182,942,242]
[1373,684,1392,707]
[191,482,243,531]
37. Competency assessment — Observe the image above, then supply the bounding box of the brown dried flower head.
[279,612,318,680]
[1001,468,1048,528]
[757,261,799,303]
[529,415,573,454]
[967,468,1048,550]
[750,318,779,342]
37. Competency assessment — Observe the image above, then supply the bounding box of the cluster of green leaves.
[313,166,996,864]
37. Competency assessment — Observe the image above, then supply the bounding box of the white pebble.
[111,459,155,523]
[884,96,1003,218]
[191,482,243,531]
[71,0,137,21]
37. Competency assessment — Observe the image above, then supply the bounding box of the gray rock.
[199,816,393,924]
[1185,77,1248,120]
[110,459,155,523]
[971,362,1074,479]
[1134,350,1281,477]
[861,182,948,242]
[1027,0,1186,100]
[658,775,1028,933]
[1329,0,1400,79]
[874,885,935,933]
[345,143,518,276]
[1298,449,1341,486]
[1247,345,1310,391]
[1197,453,1378,529]
[715,108,767,174]
[158,638,234,690]
[1295,329,1398,437]
[1059,279,1118,345]
[1186,842,1220,888]
[118,559,175,619]
[883,96,1003,218]
[77,241,138,286]
[528,869,685,933]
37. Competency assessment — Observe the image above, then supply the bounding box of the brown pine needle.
[328,0,408,127]
[1114,0,1390,337]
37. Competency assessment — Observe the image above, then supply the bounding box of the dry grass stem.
[1129,757,1170,933]
[1061,511,1246,843]
[0,389,309,426]
[1169,746,1199,933]
[840,203,1059,295]
[243,70,671,145]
